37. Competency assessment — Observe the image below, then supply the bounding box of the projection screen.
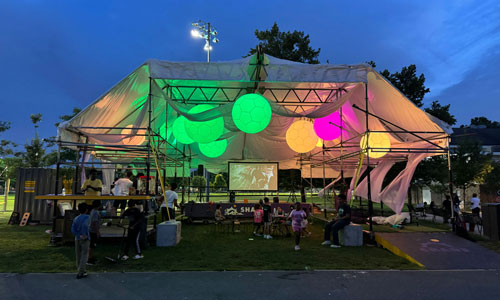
[228,162,278,191]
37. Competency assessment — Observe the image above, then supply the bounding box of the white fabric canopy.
[58,54,449,213]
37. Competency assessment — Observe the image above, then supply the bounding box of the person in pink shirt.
[288,202,307,251]
[253,204,264,237]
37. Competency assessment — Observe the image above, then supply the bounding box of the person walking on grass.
[262,197,273,239]
[288,202,307,251]
[87,200,101,265]
[121,200,144,260]
[71,203,90,279]
[253,204,264,236]
[321,194,351,248]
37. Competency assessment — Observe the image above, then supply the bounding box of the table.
[35,195,153,244]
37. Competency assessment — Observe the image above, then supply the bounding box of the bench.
[339,223,363,246]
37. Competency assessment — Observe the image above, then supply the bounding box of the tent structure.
[57,52,451,215]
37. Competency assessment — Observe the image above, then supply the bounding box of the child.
[301,207,311,237]
[71,203,90,279]
[121,200,145,260]
[87,200,101,265]
[215,204,225,222]
[262,197,272,239]
[253,204,263,237]
[288,202,307,251]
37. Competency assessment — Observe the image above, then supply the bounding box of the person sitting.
[215,204,225,222]
[321,194,351,248]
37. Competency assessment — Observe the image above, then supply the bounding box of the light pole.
[191,20,219,62]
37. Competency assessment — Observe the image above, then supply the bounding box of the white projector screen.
[228,162,278,191]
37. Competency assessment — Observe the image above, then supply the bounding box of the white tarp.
[58,54,449,213]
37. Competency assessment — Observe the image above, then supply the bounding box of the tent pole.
[447,136,455,223]
[364,82,374,235]
[322,146,327,218]
[146,77,152,195]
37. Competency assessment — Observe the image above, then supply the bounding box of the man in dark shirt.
[262,197,272,239]
[321,194,351,248]
[121,200,144,260]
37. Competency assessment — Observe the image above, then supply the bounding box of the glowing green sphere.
[199,139,227,158]
[173,116,194,144]
[185,105,224,143]
[232,93,272,134]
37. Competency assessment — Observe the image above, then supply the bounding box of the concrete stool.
[339,223,363,246]
[156,221,182,247]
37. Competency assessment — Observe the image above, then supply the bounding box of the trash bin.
[481,203,500,240]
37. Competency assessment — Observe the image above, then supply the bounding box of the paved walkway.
[1,270,500,300]
[376,232,500,269]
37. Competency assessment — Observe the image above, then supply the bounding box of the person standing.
[160,182,179,221]
[442,195,452,224]
[262,197,272,239]
[469,193,481,232]
[288,202,307,251]
[81,168,102,205]
[87,200,101,265]
[121,200,144,260]
[112,171,134,215]
[321,194,351,248]
[71,203,90,279]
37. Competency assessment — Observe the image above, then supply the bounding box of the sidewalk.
[2,270,500,300]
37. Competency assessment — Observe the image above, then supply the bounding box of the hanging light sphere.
[286,120,319,153]
[199,139,228,158]
[359,132,391,158]
[184,105,224,144]
[121,125,146,145]
[313,112,342,141]
[173,116,194,144]
[232,93,272,134]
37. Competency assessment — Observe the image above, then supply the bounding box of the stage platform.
[99,224,155,238]
[375,232,500,270]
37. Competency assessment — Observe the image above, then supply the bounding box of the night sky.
[1,0,499,146]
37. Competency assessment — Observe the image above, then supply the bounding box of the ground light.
[184,104,224,144]
[359,132,391,158]
[199,139,227,158]
[173,116,194,144]
[313,111,342,140]
[121,124,145,145]
[286,119,318,153]
[232,93,272,134]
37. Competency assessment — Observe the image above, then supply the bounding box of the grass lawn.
[0,212,420,273]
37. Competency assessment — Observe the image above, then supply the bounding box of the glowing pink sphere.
[313,112,342,141]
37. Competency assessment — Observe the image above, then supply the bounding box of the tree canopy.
[469,116,500,128]
[248,22,320,64]
[380,65,429,107]
[424,100,457,125]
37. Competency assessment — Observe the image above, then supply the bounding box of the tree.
[24,136,46,168]
[30,113,42,132]
[247,22,321,64]
[424,100,457,125]
[452,139,492,197]
[213,173,227,191]
[0,121,17,157]
[55,107,81,127]
[469,116,500,128]
[380,64,429,107]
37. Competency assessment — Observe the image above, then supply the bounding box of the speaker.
[197,164,204,176]
[229,191,236,203]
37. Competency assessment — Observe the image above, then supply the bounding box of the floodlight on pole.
[191,20,219,62]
